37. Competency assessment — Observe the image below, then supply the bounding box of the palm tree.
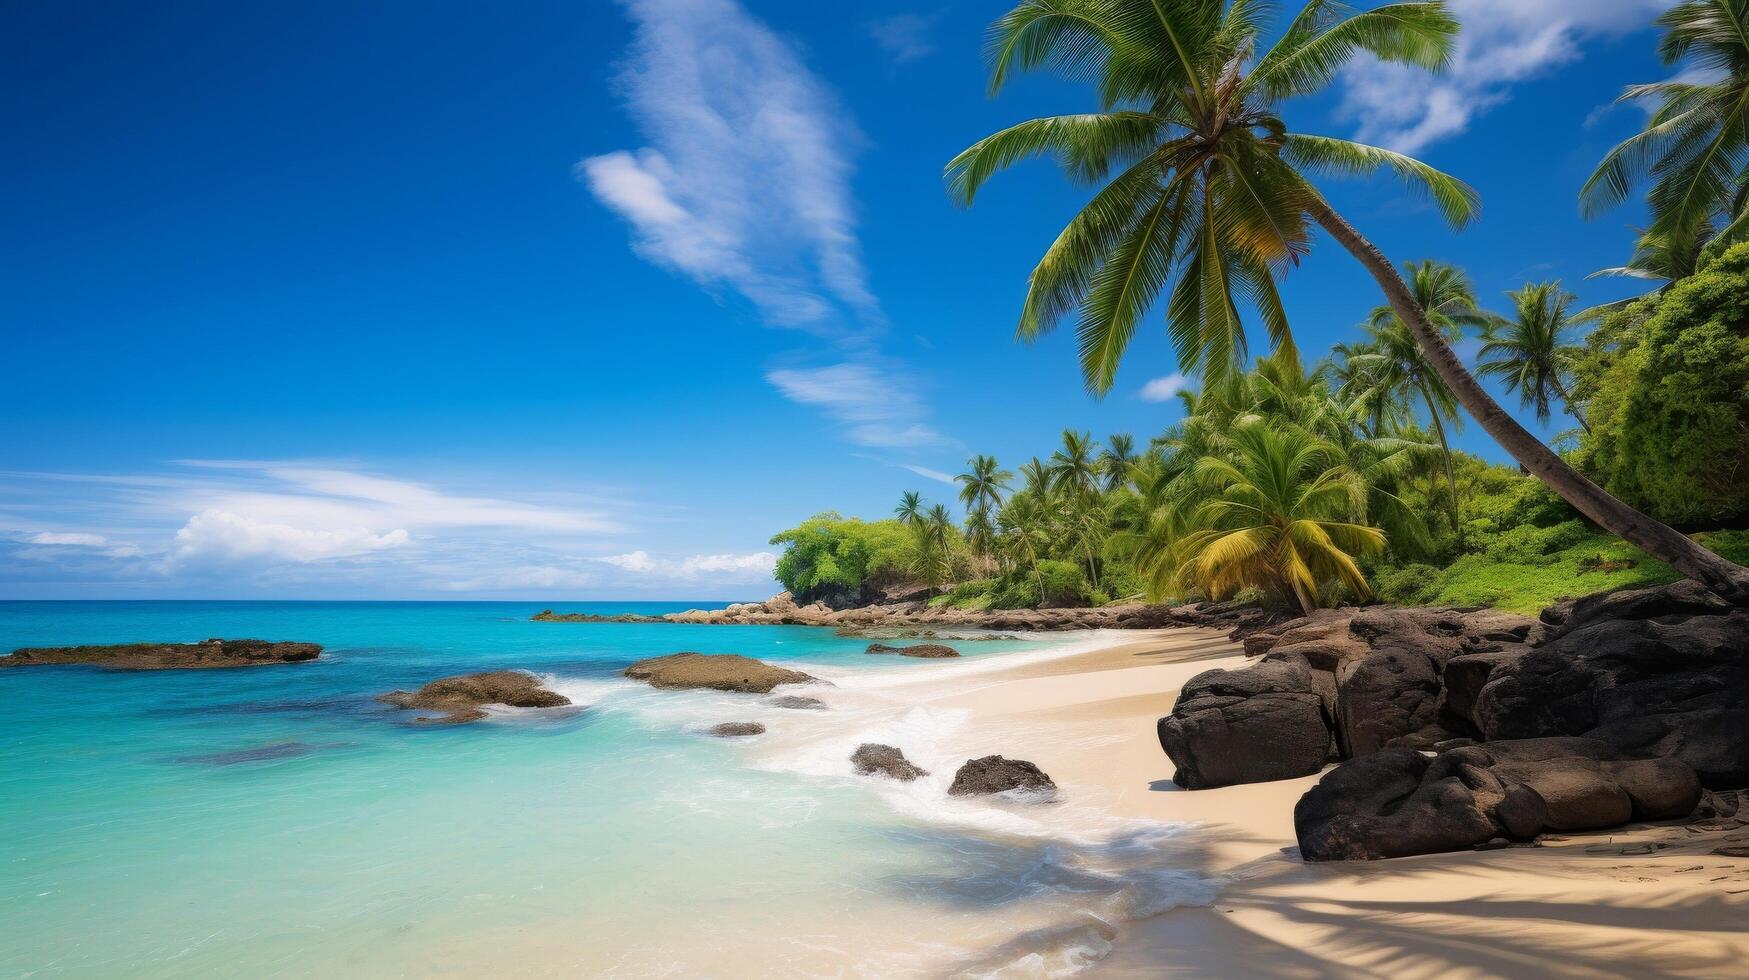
[1583,0,1749,255]
[1099,433,1137,490]
[1478,282,1591,433]
[1171,420,1386,615]
[1357,260,1488,548]
[949,0,1749,596]
[955,454,1013,518]
[1019,456,1052,498]
[894,490,925,528]
[998,493,1050,598]
[1049,429,1102,496]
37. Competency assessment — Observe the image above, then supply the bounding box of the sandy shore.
[834,627,1749,978]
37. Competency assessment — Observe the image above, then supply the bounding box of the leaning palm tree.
[948,0,1749,596]
[955,454,1013,518]
[1478,282,1591,433]
[1583,0,1749,256]
[894,490,925,528]
[1171,419,1386,615]
[1099,433,1138,490]
[1049,429,1102,497]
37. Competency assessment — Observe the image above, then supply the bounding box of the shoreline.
[854,626,1749,977]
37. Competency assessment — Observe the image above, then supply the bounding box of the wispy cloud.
[866,12,938,63]
[584,0,951,454]
[1338,0,1668,154]
[1139,373,1188,403]
[899,463,955,485]
[766,360,948,448]
[580,0,877,329]
[0,462,775,598]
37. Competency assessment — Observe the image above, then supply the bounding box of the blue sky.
[0,0,1679,599]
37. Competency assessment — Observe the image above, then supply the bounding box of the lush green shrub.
[1482,520,1592,564]
[769,513,917,599]
[1574,243,1749,527]
[990,576,1040,610]
[1372,563,1442,606]
[1036,559,1091,607]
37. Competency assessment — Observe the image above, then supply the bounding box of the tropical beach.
[7,0,1749,977]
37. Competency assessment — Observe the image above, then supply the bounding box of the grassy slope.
[1407,529,1749,615]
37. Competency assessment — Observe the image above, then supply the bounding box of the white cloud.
[866,13,937,63]
[900,463,955,485]
[580,0,877,329]
[171,509,410,565]
[28,531,107,546]
[1338,0,1669,154]
[1139,373,1188,402]
[766,360,948,448]
[597,549,777,579]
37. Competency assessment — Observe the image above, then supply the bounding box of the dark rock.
[1547,579,1733,641]
[1441,650,1526,732]
[377,670,570,724]
[948,755,1056,797]
[1714,845,1749,858]
[2,638,322,671]
[1476,586,1749,787]
[767,695,827,710]
[709,722,765,738]
[623,652,815,693]
[1295,737,1703,861]
[1691,789,1741,821]
[1157,653,1333,789]
[866,642,960,658]
[851,743,928,781]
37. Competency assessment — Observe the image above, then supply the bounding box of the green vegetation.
[764,1,1749,614]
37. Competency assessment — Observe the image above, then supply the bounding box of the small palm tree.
[1170,420,1386,615]
[950,0,1749,596]
[894,490,925,527]
[1099,433,1137,490]
[1049,429,1102,497]
[1478,282,1591,433]
[955,455,1013,518]
[1019,456,1052,498]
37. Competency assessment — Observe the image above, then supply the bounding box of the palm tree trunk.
[1309,197,1749,599]
[1552,377,1593,435]
[1418,380,1465,552]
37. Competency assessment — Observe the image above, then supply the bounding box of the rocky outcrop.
[377,671,570,724]
[851,743,928,781]
[1157,653,1333,789]
[535,592,1279,634]
[948,755,1056,797]
[1295,737,1703,861]
[866,642,960,658]
[767,695,827,710]
[2,638,322,671]
[623,652,815,694]
[1476,582,1749,787]
[709,722,765,737]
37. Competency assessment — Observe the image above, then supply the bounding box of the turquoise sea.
[0,601,1214,978]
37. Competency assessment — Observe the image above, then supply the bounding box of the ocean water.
[0,602,1212,978]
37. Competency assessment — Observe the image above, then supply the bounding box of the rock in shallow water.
[623,652,815,693]
[865,642,960,658]
[851,743,928,781]
[948,755,1056,798]
[709,722,765,738]
[377,670,570,725]
[767,695,828,710]
[1,638,322,671]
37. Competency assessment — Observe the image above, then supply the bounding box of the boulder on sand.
[377,670,570,724]
[1294,736,1702,861]
[2,638,322,671]
[948,755,1056,797]
[623,652,815,694]
[1475,582,1749,787]
[851,743,928,781]
[1157,652,1333,789]
[865,642,961,659]
[710,722,766,738]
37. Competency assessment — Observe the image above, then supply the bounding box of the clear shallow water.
[0,602,1194,978]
